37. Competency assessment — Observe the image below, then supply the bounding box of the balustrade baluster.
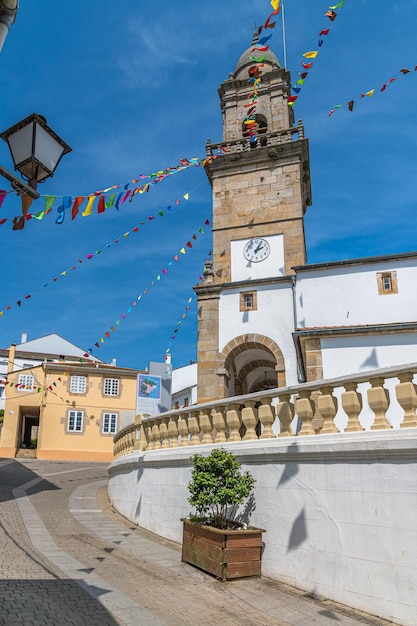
[177,414,190,446]
[212,407,227,443]
[226,403,242,441]
[241,401,258,440]
[257,397,275,439]
[188,410,201,445]
[317,386,339,434]
[342,383,364,432]
[368,377,392,430]
[396,372,417,428]
[199,410,213,444]
[150,419,162,449]
[159,418,169,448]
[276,393,295,437]
[168,415,179,447]
[295,389,316,436]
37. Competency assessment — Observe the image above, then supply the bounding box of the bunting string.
[0,153,222,229]
[165,295,195,355]
[0,189,201,317]
[164,254,211,354]
[89,219,211,353]
[289,1,347,108]
[328,65,417,116]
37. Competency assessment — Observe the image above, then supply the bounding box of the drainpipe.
[0,1,18,53]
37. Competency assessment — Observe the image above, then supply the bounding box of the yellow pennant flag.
[180,248,186,254]
[366,89,375,97]
[183,193,189,200]
[303,51,319,59]
[82,195,96,217]
[271,0,280,10]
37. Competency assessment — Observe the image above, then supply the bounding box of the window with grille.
[18,374,34,391]
[70,375,87,394]
[102,412,117,434]
[103,378,119,396]
[68,410,83,432]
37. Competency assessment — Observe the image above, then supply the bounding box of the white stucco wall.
[296,258,417,328]
[219,282,299,385]
[108,432,417,626]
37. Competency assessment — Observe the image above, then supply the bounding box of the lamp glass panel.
[7,123,34,167]
[34,124,65,175]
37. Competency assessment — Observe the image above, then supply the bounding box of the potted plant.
[181,448,265,580]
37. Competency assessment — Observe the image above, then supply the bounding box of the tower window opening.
[242,115,267,147]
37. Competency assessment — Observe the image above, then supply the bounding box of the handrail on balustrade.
[113,362,417,458]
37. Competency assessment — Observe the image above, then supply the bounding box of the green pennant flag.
[45,196,56,210]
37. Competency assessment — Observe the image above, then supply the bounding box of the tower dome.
[234,32,281,81]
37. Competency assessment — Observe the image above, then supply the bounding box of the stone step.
[15,448,37,459]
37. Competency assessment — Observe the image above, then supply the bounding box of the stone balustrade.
[205,121,305,157]
[113,363,417,459]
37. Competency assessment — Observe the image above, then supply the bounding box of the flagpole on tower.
[281,0,287,69]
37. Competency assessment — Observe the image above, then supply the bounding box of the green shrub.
[188,448,255,530]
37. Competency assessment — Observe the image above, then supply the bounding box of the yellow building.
[0,345,141,462]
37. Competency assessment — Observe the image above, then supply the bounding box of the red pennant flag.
[97,196,106,213]
[95,342,100,348]
[0,218,7,225]
[133,226,139,232]
[302,62,313,69]
[319,29,330,36]
[205,219,210,225]
[72,196,84,220]
[105,332,110,338]
[186,241,192,248]
[174,255,179,261]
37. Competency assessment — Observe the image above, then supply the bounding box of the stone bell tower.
[194,36,312,403]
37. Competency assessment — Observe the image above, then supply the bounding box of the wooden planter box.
[181,518,265,581]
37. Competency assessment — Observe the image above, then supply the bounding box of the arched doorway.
[220,334,286,397]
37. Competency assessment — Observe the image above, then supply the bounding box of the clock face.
[243,238,271,263]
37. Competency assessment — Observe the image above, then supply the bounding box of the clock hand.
[254,243,264,254]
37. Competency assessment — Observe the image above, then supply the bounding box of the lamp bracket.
[0,165,40,199]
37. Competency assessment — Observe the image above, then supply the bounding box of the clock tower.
[194,35,312,403]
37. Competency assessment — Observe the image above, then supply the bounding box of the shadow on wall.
[360,348,379,370]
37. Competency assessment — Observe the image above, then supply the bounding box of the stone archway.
[220,334,286,397]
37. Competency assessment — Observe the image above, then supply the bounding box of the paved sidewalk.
[0,458,398,626]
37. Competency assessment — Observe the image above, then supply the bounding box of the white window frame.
[70,375,87,394]
[102,412,117,435]
[103,378,120,396]
[18,374,34,391]
[68,410,83,432]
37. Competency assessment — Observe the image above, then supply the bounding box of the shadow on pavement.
[0,579,120,626]
[0,459,60,504]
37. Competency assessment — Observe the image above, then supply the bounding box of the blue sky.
[0,1,416,370]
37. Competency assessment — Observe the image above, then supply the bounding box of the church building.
[194,36,417,404]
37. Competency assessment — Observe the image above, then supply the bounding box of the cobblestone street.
[0,458,398,626]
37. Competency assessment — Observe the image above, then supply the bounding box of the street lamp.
[0,113,71,229]
[0,0,18,53]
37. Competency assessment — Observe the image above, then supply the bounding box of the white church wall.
[218,283,299,385]
[321,333,417,430]
[296,258,417,328]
